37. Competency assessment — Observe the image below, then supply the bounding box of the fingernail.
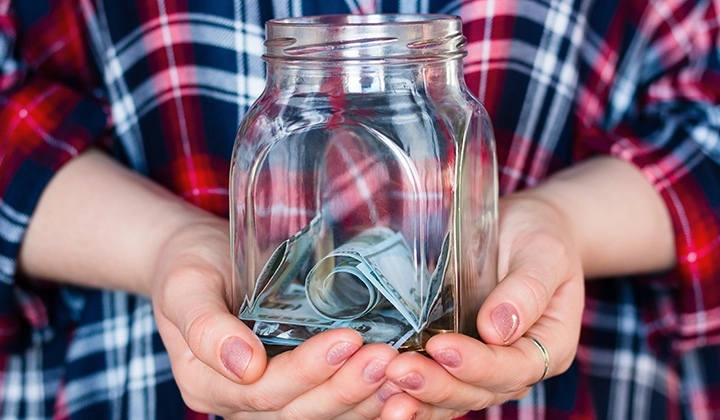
[397,371,424,390]
[327,341,360,365]
[221,336,253,379]
[491,303,519,343]
[363,359,388,383]
[432,348,462,368]
[376,382,402,403]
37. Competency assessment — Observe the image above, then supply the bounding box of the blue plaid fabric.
[1,0,719,419]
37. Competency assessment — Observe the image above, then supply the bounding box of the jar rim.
[268,13,460,27]
[264,13,466,61]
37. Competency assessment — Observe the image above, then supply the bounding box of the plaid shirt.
[0,0,719,418]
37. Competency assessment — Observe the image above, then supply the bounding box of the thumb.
[156,265,267,384]
[477,236,573,346]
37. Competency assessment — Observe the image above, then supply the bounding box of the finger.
[156,263,267,384]
[231,328,364,413]
[478,230,578,345]
[424,332,564,394]
[384,350,494,411]
[378,390,420,420]
[379,392,459,420]
[162,322,374,419]
[286,343,398,420]
[521,272,584,377]
[338,391,389,420]
[164,326,364,416]
[156,315,250,415]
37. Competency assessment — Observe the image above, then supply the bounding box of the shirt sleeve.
[579,1,720,354]
[0,1,110,348]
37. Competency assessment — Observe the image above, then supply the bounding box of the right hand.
[151,214,399,419]
[379,193,584,419]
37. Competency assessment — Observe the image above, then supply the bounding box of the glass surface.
[231,14,498,350]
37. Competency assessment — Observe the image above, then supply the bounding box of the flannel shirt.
[1,0,719,419]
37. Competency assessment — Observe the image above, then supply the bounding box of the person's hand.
[151,214,400,419]
[379,193,585,419]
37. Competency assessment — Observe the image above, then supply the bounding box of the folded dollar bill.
[239,215,448,347]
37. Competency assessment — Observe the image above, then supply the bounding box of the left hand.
[151,215,400,419]
[379,192,585,420]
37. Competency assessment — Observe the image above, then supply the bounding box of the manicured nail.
[363,359,388,383]
[376,382,402,403]
[397,371,424,390]
[491,303,519,343]
[432,348,462,368]
[221,336,253,379]
[327,341,360,365]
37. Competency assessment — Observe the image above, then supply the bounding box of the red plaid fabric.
[0,0,718,419]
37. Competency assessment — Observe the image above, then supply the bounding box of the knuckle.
[292,364,321,386]
[431,384,458,404]
[184,312,216,358]
[520,351,544,387]
[249,389,283,413]
[520,271,550,316]
[468,393,496,412]
[286,352,324,386]
[330,385,359,407]
[212,390,247,412]
[239,382,285,413]
[504,370,534,393]
[530,231,571,272]
[544,233,569,258]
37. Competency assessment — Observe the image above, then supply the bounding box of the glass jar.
[231,14,498,352]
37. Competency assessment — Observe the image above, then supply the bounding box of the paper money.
[245,283,334,326]
[240,215,450,347]
[244,269,415,346]
[303,227,397,321]
[305,227,427,330]
[252,306,417,349]
[305,258,380,320]
[420,232,450,327]
[358,232,425,330]
[245,215,322,309]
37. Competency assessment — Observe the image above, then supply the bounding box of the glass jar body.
[231,15,498,351]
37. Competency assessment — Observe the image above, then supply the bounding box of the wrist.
[507,157,675,279]
[139,201,224,296]
[150,209,231,299]
[501,187,584,272]
[500,189,580,251]
[19,148,230,296]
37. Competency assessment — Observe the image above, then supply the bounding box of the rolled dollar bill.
[243,220,440,341]
[358,232,423,328]
[305,226,419,323]
[305,254,382,320]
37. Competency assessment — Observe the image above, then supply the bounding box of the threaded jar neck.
[264,14,467,63]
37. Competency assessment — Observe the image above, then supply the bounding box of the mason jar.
[231,14,498,352]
